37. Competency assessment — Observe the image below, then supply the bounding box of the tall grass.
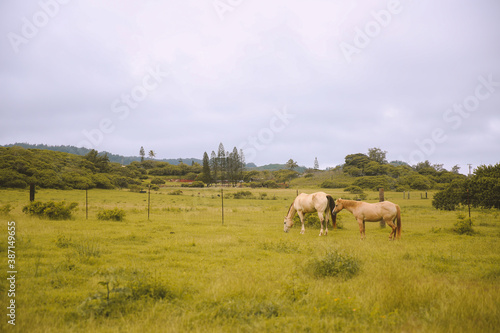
[0,187,499,332]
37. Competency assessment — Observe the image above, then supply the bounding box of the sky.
[1,0,499,172]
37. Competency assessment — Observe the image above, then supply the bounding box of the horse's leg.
[386,218,397,240]
[298,211,306,234]
[324,210,329,236]
[357,218,365,240]
[318,211,325,236]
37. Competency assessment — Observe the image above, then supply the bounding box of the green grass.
[0,187,499,332]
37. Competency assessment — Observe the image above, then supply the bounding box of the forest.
[0,145,498,210]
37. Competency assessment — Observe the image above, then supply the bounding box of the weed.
[0,203,13,215]
[97,208,126,221]
[307,250,361,279]
[73,238,101,262]
[453,213,474,235]
[55,234,72,248]
[22,200,78,220]
[78,270,180,318]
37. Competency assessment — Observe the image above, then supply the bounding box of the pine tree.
[139,146,145,162]
[210,151,218,184]
[217,143,226,183]
[201,152,212,184]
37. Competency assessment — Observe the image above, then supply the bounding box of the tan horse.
[332,198,401,240]
[284,192,336,236]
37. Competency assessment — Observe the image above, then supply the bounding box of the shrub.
[231,191,254,199]
[344,185,364,194]
[321,180,348,189]
[453,213,474,235]
[353,176,395,191]
[307,250,361,279]
[98,208,126,221]
[263,180,279,188]
[0,203,13,215]
[22,201,78,220]
[151,178,165,185]
[168,189,183,195]
[181,181,205,188]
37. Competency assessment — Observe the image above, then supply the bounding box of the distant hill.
[246,163,307,173]
[0,143,279,169]
[1,143,203,166]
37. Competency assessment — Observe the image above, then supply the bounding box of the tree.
[217,143,226,183]
[139,146,145,162]
[314,157,319,170]
[286,159,298,171]
[368,147,387,164]
[148,150,155,159]
[433,163,500,210]
[199,152,213,185]
[84,149,110,173]
[210,151,218,184]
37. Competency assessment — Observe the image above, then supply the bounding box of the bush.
[168,189,183,195]
[0,203,13,215]
[344,185,364,194]
[453,213,474,235]
[151,178,165,185]
[353,176,395,191]
[231,191,254,199]
[22,201,78,220]
[263,180,279,188]
[307,250,361,279]
[98,208,126,221]
[321,180,349,189]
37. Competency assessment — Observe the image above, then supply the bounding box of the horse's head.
[332,198,344,215]
[283,216,294,232]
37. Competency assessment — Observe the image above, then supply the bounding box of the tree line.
[197,143,246,186]
[1,145,499,210]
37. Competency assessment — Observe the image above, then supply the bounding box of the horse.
[284,192,336,236]
[332,198,401,240]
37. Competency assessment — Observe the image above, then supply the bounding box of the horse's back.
[295,192,329,213]
[358,200,398,221]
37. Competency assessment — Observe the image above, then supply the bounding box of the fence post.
[30,183,35,202]
[221,188,224,225]
[86,187,88,220]
[148,185,151,221]
[379,188,385,228]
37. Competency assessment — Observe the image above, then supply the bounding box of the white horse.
[284,192,336,236]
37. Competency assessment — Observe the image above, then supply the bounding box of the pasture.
[0,187,499,332]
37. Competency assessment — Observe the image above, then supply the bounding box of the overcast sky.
[1,0,499,171]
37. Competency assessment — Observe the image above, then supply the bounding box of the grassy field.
[0,187,499,332]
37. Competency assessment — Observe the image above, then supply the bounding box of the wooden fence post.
[221,188,224,225]
[30,183,35,202]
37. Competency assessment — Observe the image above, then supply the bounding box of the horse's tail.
[396,204,402,239]
[326,195,337,229]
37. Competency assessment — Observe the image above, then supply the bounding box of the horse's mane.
[339,198,361,208]
[286,197,297,217]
